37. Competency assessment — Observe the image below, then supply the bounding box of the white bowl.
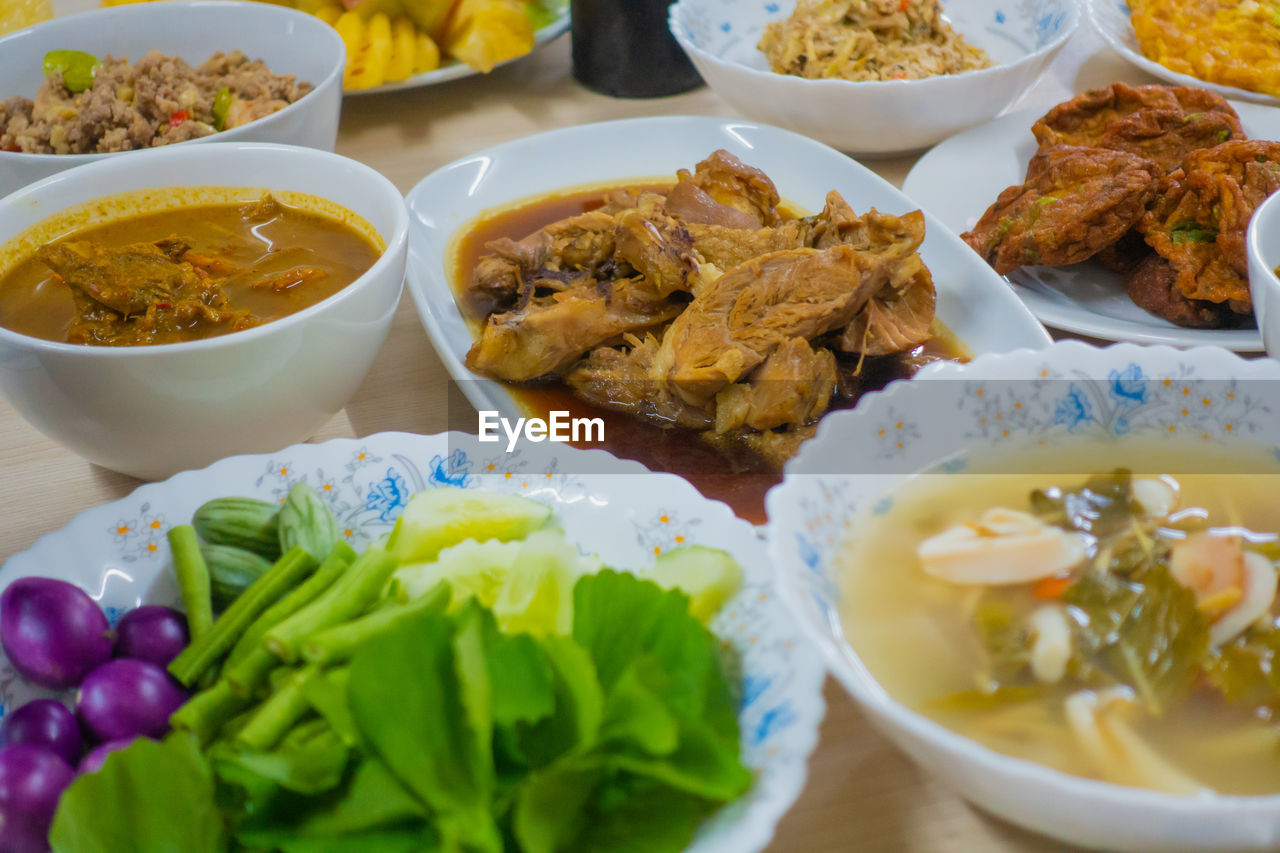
[0,1,345,197]
[0,141,408,480]
[1247,191,1280,356]
[0,430,827,853]
[403,115,1051,429]
[668,0,1078,156]
[767,341,1280,852]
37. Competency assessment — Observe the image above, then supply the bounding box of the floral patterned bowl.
[668,0,1078,155]
[766,341,1280,852]
[0,432,825,853]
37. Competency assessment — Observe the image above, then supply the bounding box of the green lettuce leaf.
[347,603,503,853]
[49,733,227,853]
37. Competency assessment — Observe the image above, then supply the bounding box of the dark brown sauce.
[452,186,967,523]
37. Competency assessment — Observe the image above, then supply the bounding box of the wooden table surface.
[0,13,1169,852]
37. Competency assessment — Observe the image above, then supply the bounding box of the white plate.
[346,9,569,96]
[403,115,1052,429]
[903,103,1278,351]
[0,431,825,853]
[1087,0,1280,108]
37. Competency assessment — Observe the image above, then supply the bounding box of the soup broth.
[840,442,1280,796]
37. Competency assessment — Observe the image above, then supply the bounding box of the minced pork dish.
[1,50,312,154]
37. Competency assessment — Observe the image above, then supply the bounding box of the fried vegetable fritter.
[1140,139,1280,309]
[1031,83,1243,173]
[1125,252,1236,328]
[961,145,1161,275]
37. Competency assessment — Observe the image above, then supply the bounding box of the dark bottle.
[571,0,704,98]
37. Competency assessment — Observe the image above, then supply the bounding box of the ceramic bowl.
[0,1,345,197]
[667,0,1078,156]
[403,114,1050,427]
[0,430,827,853]
[1247,191,1280,357]
[0,142,408,480]
[767,340,1280,852]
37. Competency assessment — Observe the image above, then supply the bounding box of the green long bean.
[300,581,450,665]
[263,546,398,663]
[169,547,317,687]
[168,525,213,641]
[236,665,321,751]
[169,680,251,745]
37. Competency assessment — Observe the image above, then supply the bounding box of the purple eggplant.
[76,737,139,776]
[76,659,186,743]
[0,578,112,690]
[0,744,74,853]
[113,606,188,667]
[0,700,81,767]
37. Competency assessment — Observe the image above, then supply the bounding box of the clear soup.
[840,442,1280,796]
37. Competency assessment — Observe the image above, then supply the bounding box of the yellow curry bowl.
[0,142,408,480]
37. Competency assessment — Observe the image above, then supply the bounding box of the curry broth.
[840,443,1280,795]
[0,188,382,345]
[452,186,968,522]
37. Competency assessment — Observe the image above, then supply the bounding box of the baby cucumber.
[202,542,275,610]
[193,497,281,559]
[278,484,341,563]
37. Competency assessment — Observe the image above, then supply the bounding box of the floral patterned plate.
[0,431,824,853]
[766,342,1280,852]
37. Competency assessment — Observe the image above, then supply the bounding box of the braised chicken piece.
[37,238,258,346]
[462,150,947,470]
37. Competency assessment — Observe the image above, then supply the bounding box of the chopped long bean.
[301,581,451,665]
[169,525,214,641]
[169,547,317,687]
[169,680,251,745]
[225,541,356,669]
[263,546,398,662]
[236,665,321,751]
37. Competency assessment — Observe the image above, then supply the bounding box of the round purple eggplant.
[76,659,186,743]
[76,737,139,776]
[113,606,188,667]
[0,578,112,690]
[0,743,74,853]
[0,700,81,767]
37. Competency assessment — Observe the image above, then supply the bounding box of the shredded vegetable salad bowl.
[768,342,1280,852]
[668,0,1078,155]
[0,432,825,853]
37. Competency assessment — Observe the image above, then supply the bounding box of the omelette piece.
[1130,0,1280,99]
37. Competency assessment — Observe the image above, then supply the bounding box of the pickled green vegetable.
[211,87,233,131]
[43,49,99,94]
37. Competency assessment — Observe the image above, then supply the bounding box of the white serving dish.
[904,102,1280,352]
[667,0,1078,157]
[0,141,408,480]
[767,340,1280,852]
[0,430,827,853]
[403,115,1051,429]
[0,1,345,197]
[1088,0,1280,109]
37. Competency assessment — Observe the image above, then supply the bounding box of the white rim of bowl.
[768,340,1280,817]
[0,1,346,166]
[0,141,409,358]
[667,0,1080,92]
[1248,177,1280,298]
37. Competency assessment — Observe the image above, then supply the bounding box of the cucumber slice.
[387,487,551,563]
[648,546,744,624]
